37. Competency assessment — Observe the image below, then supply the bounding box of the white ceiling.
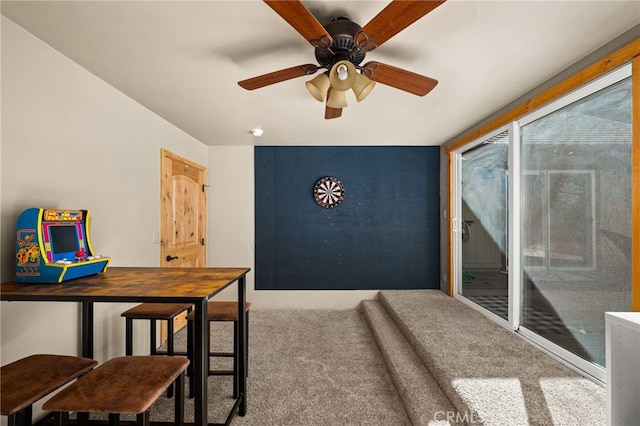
[2,1,639,147]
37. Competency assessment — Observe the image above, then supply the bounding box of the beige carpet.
[132,294,605,426]
[150,309,412,425]
[377,290,606,426]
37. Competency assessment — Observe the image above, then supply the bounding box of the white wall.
[0,16,207,375]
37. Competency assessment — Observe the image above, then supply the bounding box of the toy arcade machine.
[15,208,110,283]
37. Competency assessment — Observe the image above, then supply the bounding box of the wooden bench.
[1,354,98,426]
[43,355,189,426]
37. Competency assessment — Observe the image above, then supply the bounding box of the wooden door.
[159,149,206,340]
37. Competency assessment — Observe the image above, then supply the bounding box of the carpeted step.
[378,290,606,426]
[362,299,463,426]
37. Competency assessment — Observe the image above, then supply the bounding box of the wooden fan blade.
[238,64,318,90]
[361,0,446,50]
[264,0,333,47]
[325,106,342,119]
[362,61,438,96]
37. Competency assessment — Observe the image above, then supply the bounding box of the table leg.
[192,298,208,426]
[238,275,247,416]
[81,302,94,358]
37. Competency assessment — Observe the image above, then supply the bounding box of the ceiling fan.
[238,0,446,119]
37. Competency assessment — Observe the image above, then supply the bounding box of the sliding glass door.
[519,69,632,368]
[453,63,632,380]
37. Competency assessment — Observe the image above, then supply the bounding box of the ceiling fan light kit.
[306,62,375,105]
[239,0,445,119]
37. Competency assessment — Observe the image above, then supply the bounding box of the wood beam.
[632,55,639,312]
[447,152,454,297]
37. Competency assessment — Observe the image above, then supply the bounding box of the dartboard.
[313,177,344,208]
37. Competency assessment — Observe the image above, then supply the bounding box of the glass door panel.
[520,76,632,367]
[459,131,509,320]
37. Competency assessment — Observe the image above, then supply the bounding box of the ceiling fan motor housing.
[315,17,366,69]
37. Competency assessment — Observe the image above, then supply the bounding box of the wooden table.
[0,266,250,426]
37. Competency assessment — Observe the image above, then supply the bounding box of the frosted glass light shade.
[352,74,376,102]
[305,73,330,102]
[329,60,356,91]
[327,89,348,108]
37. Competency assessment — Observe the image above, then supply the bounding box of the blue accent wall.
[255,146,440,290]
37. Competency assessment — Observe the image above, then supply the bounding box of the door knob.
[166,255,179,262]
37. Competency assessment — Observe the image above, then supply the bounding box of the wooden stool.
[43,355,189,426]
[121,303,192,356]
[1,354,97,426]
[121,303,192,398]
[186,301,251,399]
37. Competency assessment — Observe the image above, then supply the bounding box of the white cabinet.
[606,312,640,426]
